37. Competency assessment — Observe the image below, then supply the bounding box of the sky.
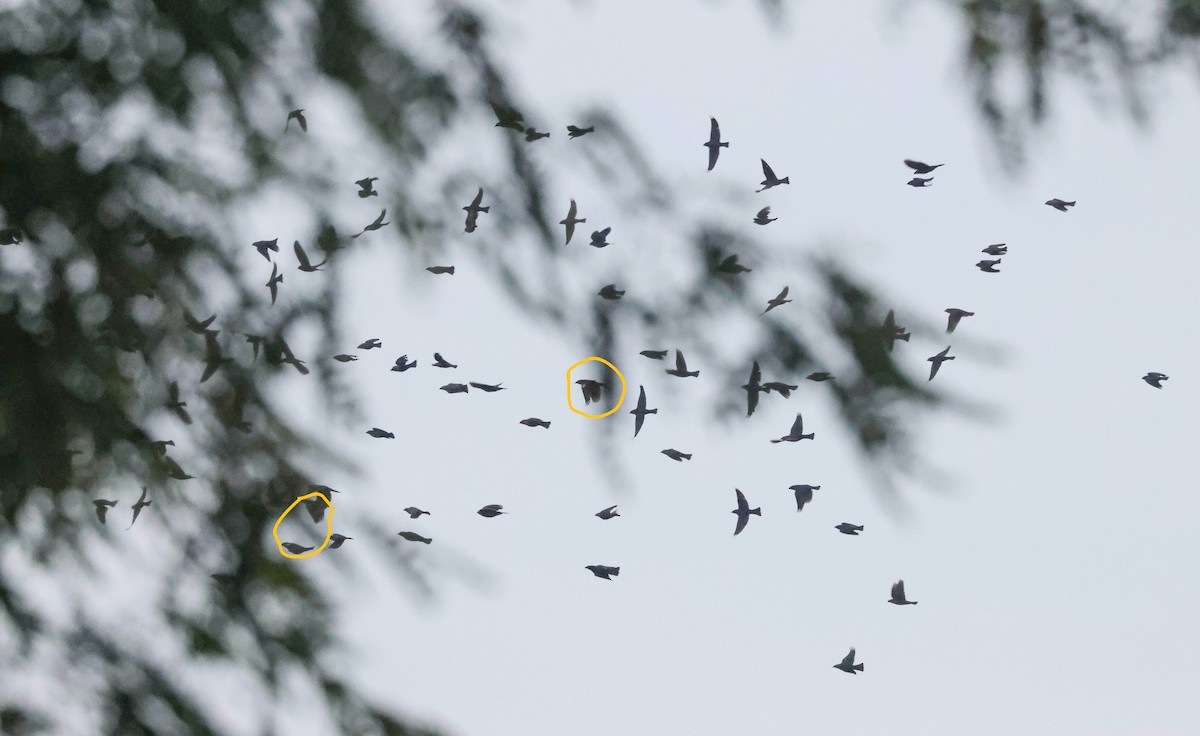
[8,1,1200,735]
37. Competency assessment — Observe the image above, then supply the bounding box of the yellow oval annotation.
[566,356,627,419]
[272,491,335,559]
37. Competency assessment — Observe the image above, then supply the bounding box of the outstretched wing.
[842,648,856,666]
[891,580,906,602]
[294,240,311,269]
[903,159,924,171]
[760,159,776,180]
[789,413,805,436]
[675,351,688,373]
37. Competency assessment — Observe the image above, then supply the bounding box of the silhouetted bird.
[790,484,819,513]
[427,265,455,274]
[294,240,326,272]
[630,385,658,437]
[763,286,791,314]
[595,505,620,520]
[560,199,586,244]
[806,372,834,382]
[167,381,192,424]
[392,355,417,372]
[904,159,942,174]
[976,259,1001,273]
[358,338,382,350]
[753,207,777,225]
[366,428,395,439]
[666,350,699,378]
[1045,198,1075,212]
[266,262,283,305]
[982,243,1007,256]
[477,504,506,518]
[567,125,595,138]
[94,499,117,524]
[945,308,974,333]
[333,354,358,362]
[127,487,151,529]
[201,331,231,383]
[661,449,692,462]
[398,531,433,544]
[440,383,469,394]
[520,418,551,428]
[282,542,313,554]
[433,353,457,368]
[771,413,814,443]
[833,648,863,674]
[285,108,307,133]
[470,382,505,392]
[703,117,729,171]
[162,456,194,480]
[589,227,612,248]
[524,128,550,141]
[404,507,431,519]
[731,488,761,536]
[888,580,917,605]
[244,333,264,361]
[761,381,797,398]
[907,177,933,187]
[586,565,620,580]
[742,361,763,417]
[355,177,378,197]
[491,102,525,130]
[463,188,489,233]
[640,350,668,360]
[328,534,352,549]
[835,523,863,535]
[575,379,603,405]
[718,253,751,274]
[351,209,389,238]
[184,310,217,334]
[1143,372,1168,388]
[880,309,910,352]
[927,345,955,381]
[598,284,625,300]
[148,439,174,456]
[253,239,279,261]
[757,159,789,192]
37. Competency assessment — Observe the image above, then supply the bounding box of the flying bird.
[1142,372,1168,388]
[328,534,352,549]
[93,499,117,524]
[293,240,326,272]
[742,361,763,417]
[806,372,834,382]
[477,504,506,518]
[575,379,604,405]
[753,207,776,225]
[281,542,313,554]
[244,333,265,361]
[927,345,955,381]
[333,354,358,362]
[1045,198,1075,212]
[907,177,933,187]
[771,413,814,443]
[440,383,469,394]
[285,108,307,133]
[355,177,378,197]
[398,531,433,544]
[731,488,761,536]
[351,209,389,238]
[880,309,910,352]
[833,648,864,674]
[490,102,525,130]
[559,199,586,244]
[945,308,975,333]
[184,310,216,334]
[519,418,551,428]
[470,381,505,392]
[127,487,151,529]
[665,350,699,378]
[982,243,1007,255]
[392,355,417,372]
[888,580,917,605]
[161,456,194,480]
[904,159,943,174]
[761,381,797,398]
[358,338,382,350]
[598,284,625,300]
[427,265,455,275]
[661,449,692,462]
[586,565,620,580]
[524,128,550,141]
[463,188,489,233]
[366,427,395,439]
[404,507,431,519]
[567,125,595,138]
[640,350,668,360]
[201,330,231,383]
[265,262,283,305]
[589,227,612,248]
[762,286,791,314]
[629,385,658,437]
[595,505,620,520]
[252,239,279,261]
[757,159,789,192]
[432,353,457,368]
[717,253,751,274]
[166,381,192,424]
[704,117,729,171]
[835,523,863,535]
[976,259,1001,273]
[148,439,174,456]
[790,484,819,513]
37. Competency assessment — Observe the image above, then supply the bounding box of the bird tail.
[1066,201,1076,206]
[780,177,790,185]
[720,142,729,148]
[648,409,658,414]
[447,267,455,274]
[422,538,432,544]
[803,433,814,440]
[681,453,692,460]
[897,333,910,342]
[751,508,761,516]
[611,567,620,576]
[856,525,864,531]
[480,206,490,213]
[853,663,864,671]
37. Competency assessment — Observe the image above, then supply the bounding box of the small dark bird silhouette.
[888,580,917,605]
[907,177,933,187]
[404,507,431,519]
[881,309,910,352]
[575,379,604,405]
[757,159,789,192]
[184,310,217,334]
[333,354,358,363]
[392,355,417,372]
[595,505,620,520]
[285,109,307,133]
[833,648,864,674]
[976,259,1001,273]
[1045,198,1075,212]
[981,243,1007,256]
[470,382,505,392]
[718,253,751,274]
[806,372,834,382]
[440,383,469,394]
[753,207,777,225]
[398,531,433,544]
[927,345,955,381]
[772,413,814,443]
[276,336,309,375]
[358,338,382,350]
[742,361,763,417]
[790,484,819,513]
[560,199,586,244]
[763,286,791,314]
[491,102,525,130]
[127,487,151,529]
[162,456,194,480]
[355,177,378,197]
[640,350,668,360]
[665,350,699,378]
[201,331,231,383]
[630,385,658,437]
[586,565,620,580]
[704,117,729,171]
[524,128,549,141]
[294,240,326,272]
[477,504,506,518]
[244,333,264,361]
[94,499,117,524]
[589,227,612,248]
[835,523,863,535]
[266,262,283,305]
[463,188,489,233]
[351,209,389,238]
[427,265,455,274]
[520,418,551,428]
[598,284,625,300]
[761,381,798,398]
[328,534,352,549]
[731,488,761,536]
[567,125,595,138]
[253,239,279,261]
[661,449,692,462]
[282,542,313,555]
[433,352,457,368]
[904,159,943,174]
[166,381,192,424]
[1142,372,1168,388]
[945,308,975,333]
[366,427,395,439]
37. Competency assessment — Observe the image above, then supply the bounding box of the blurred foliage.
[1,0,1198,733]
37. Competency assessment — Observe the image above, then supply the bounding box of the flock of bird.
[91,108,1172,677]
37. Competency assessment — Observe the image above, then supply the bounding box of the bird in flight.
[328,534,352,549]
[440,383,469,394]
[559,199,586,244]
[567,125,595,138]
[358,338,382,350]
[704,117,728,171]
[391,355,417,372]
[757,159,789,192]
[731,488,761,536]
[201,331,231,383]
[333,354,358,362]
[524,128,550,142]
[94,499,117,524]
[266,262,283,306]
[586,565,620,580]
[575,379,604,405]
[904,159,943,174]
[1045,198,1076,212]
[982,243,1007,256]
[595,505,620,520]
[351,209,389,238]
[640,350,668,360]
[426,265,455,275]
[661,449,692,462]
[366,427,395,439]
[294,240,327,272]
[835,523,863,535]
[491,102,525,131]
[717,253,751,274]
[753,207,776,225]
[252,238,279,261]
[520,418,551,428]
[469,381,505,392]
[477,504,506,518]
[762,286,791,315]
[589,227,612,248]
[927,345,955,381]
[184,310,217,334]
[790,484,819,513]
[282,542,313,555]
[806,372,834,382]
[906,177,933,188]
[355,177,378,198]
[1142,372,1168,388]
[404,507,431,519]
[888,580,917,605]
[629,385,658,437]
[880,309,910,352]
[742,361,763,417]
[127,487,151,529]
[166,381,192,424]
[598,284,625,300]
[976,259,1001,273]
[463,188,489,233]
[833,648,864,674]
[945,308,974,333]
[771,413,814,443]
[761,381,797,398]
[285,108,307,133]
[432,353,458,368]
[398,531,433,544]
[665,350,699,378]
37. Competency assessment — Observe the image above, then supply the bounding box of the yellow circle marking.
[272,492,335,559]
[566,356,627,419]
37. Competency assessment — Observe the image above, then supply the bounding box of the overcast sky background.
[19,1,1200,734]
